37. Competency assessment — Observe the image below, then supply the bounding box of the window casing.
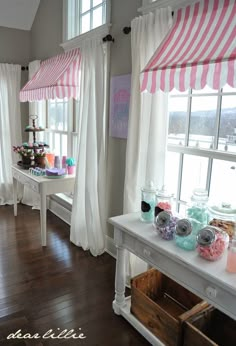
[64,0,108,40]
[165,85,236,213]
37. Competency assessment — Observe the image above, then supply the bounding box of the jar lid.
[191,188,208,202]
[208,203,236,216]
[196,226,217,246]
[142,181,156,193]
[176,219,192,237]
[156,185,173,198]
[156,211,171,227]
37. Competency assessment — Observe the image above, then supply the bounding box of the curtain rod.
[21,66,28,71]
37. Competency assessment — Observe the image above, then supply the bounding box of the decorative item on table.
[141,181,156,222]
[175,218,202,251]
[208,203,236,240]
[45,152,55,168]
[13,145,34,167]
[54,155,61,169]
[66,157,76,175]
[154,211,179,240]
[186,188,209,226]
[29,167,46,176]
[226,237,236,273]
[62,155,67,169]
[45,168,66,178]
[155,186,173,219]
[196,226,229,261]
[34,149,46,168]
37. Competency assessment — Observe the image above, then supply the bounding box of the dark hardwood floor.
[0,204,149,346]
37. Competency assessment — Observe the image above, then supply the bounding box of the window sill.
[50,193,73,210]
[61,23,112,51]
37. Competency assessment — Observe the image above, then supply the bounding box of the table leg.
[13,177,17,217]
[113,245,126,315]
[40,190,47,246]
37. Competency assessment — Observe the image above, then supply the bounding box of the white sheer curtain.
[70,38,109,256]
[21,60,45,209]
[0,64,21,204]
[123,8,173,280]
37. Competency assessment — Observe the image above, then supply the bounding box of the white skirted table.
[12,165,75,246]
[109,212,236,346]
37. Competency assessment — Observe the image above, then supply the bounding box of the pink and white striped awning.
[141,0,236,93]
[20,48,81,101]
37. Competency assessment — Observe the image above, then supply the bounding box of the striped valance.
[20,48,81,101]
[141,0,236,92]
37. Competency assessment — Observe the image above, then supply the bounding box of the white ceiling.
[0,0,40,31]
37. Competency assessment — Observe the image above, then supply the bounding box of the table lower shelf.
[114,296,165,346]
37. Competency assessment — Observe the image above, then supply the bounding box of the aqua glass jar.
[175,218,202,251]
[186,189,209,226]
[141,182,156,222]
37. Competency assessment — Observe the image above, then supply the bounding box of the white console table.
[109,213,236,346]
[12,165,75,246]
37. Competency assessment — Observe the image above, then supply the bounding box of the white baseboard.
[49,197,117,259]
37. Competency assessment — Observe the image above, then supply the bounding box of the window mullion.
[185,89,192,146]
[205,157,213,195]
[213,90,223,150]
[176,153,184,212]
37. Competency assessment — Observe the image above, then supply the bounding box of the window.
[65,0,108,40]
[43,99,79,161]
[165,85,236,212]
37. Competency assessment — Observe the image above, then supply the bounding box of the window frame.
[63,0,111,42]
[167,87,236,211]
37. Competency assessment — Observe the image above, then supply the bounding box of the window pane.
[168,96,188,145]
[164,151,180,197]
[93,0,102,6]
[54,133,61,156]
[81,0,90,13]
[62,135,68,156]
[180,155,208,202]
[92,6,103,29]
[188,96,218,149]
[56,102,64,130]
[210,159,236,208]
[48,101,56,130]
[81,13,90,34]
[218,95,236,153]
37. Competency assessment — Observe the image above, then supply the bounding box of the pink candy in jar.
[196,226,229,261]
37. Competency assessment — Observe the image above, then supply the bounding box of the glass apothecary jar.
[186,188,209,226]
[226,238,236,273]
[154,211,179,241]
[208,203,236,240]
[196,226,229,261]
[155,186,173,219]
[175,218,202,251]
[141,181,156,223]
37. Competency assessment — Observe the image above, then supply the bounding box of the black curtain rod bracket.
[123,27,131,35]
[21,66,28,71]
[102,34,114,43]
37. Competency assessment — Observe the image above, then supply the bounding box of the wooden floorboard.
[0,204,149,345]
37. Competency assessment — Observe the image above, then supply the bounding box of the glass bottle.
[154,211,179,240]
[155,186,173,219]
[226,238,236,273]
[186,188,209,226]
[208,203,236,240]
[141,181,156,222]
[175,218,202,251]
[196,226,229,261]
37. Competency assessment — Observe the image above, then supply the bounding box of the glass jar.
[155,186,173,219]
[186,188,209,226]
[208,203,236,240]
[154,211,179,240]
[141,181,156,222]
[226,238,236,273]
[196,226,229,261]
[175,218,202,251]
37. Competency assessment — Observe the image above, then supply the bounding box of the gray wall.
[30,0,63,60]
[0,26,31,142]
